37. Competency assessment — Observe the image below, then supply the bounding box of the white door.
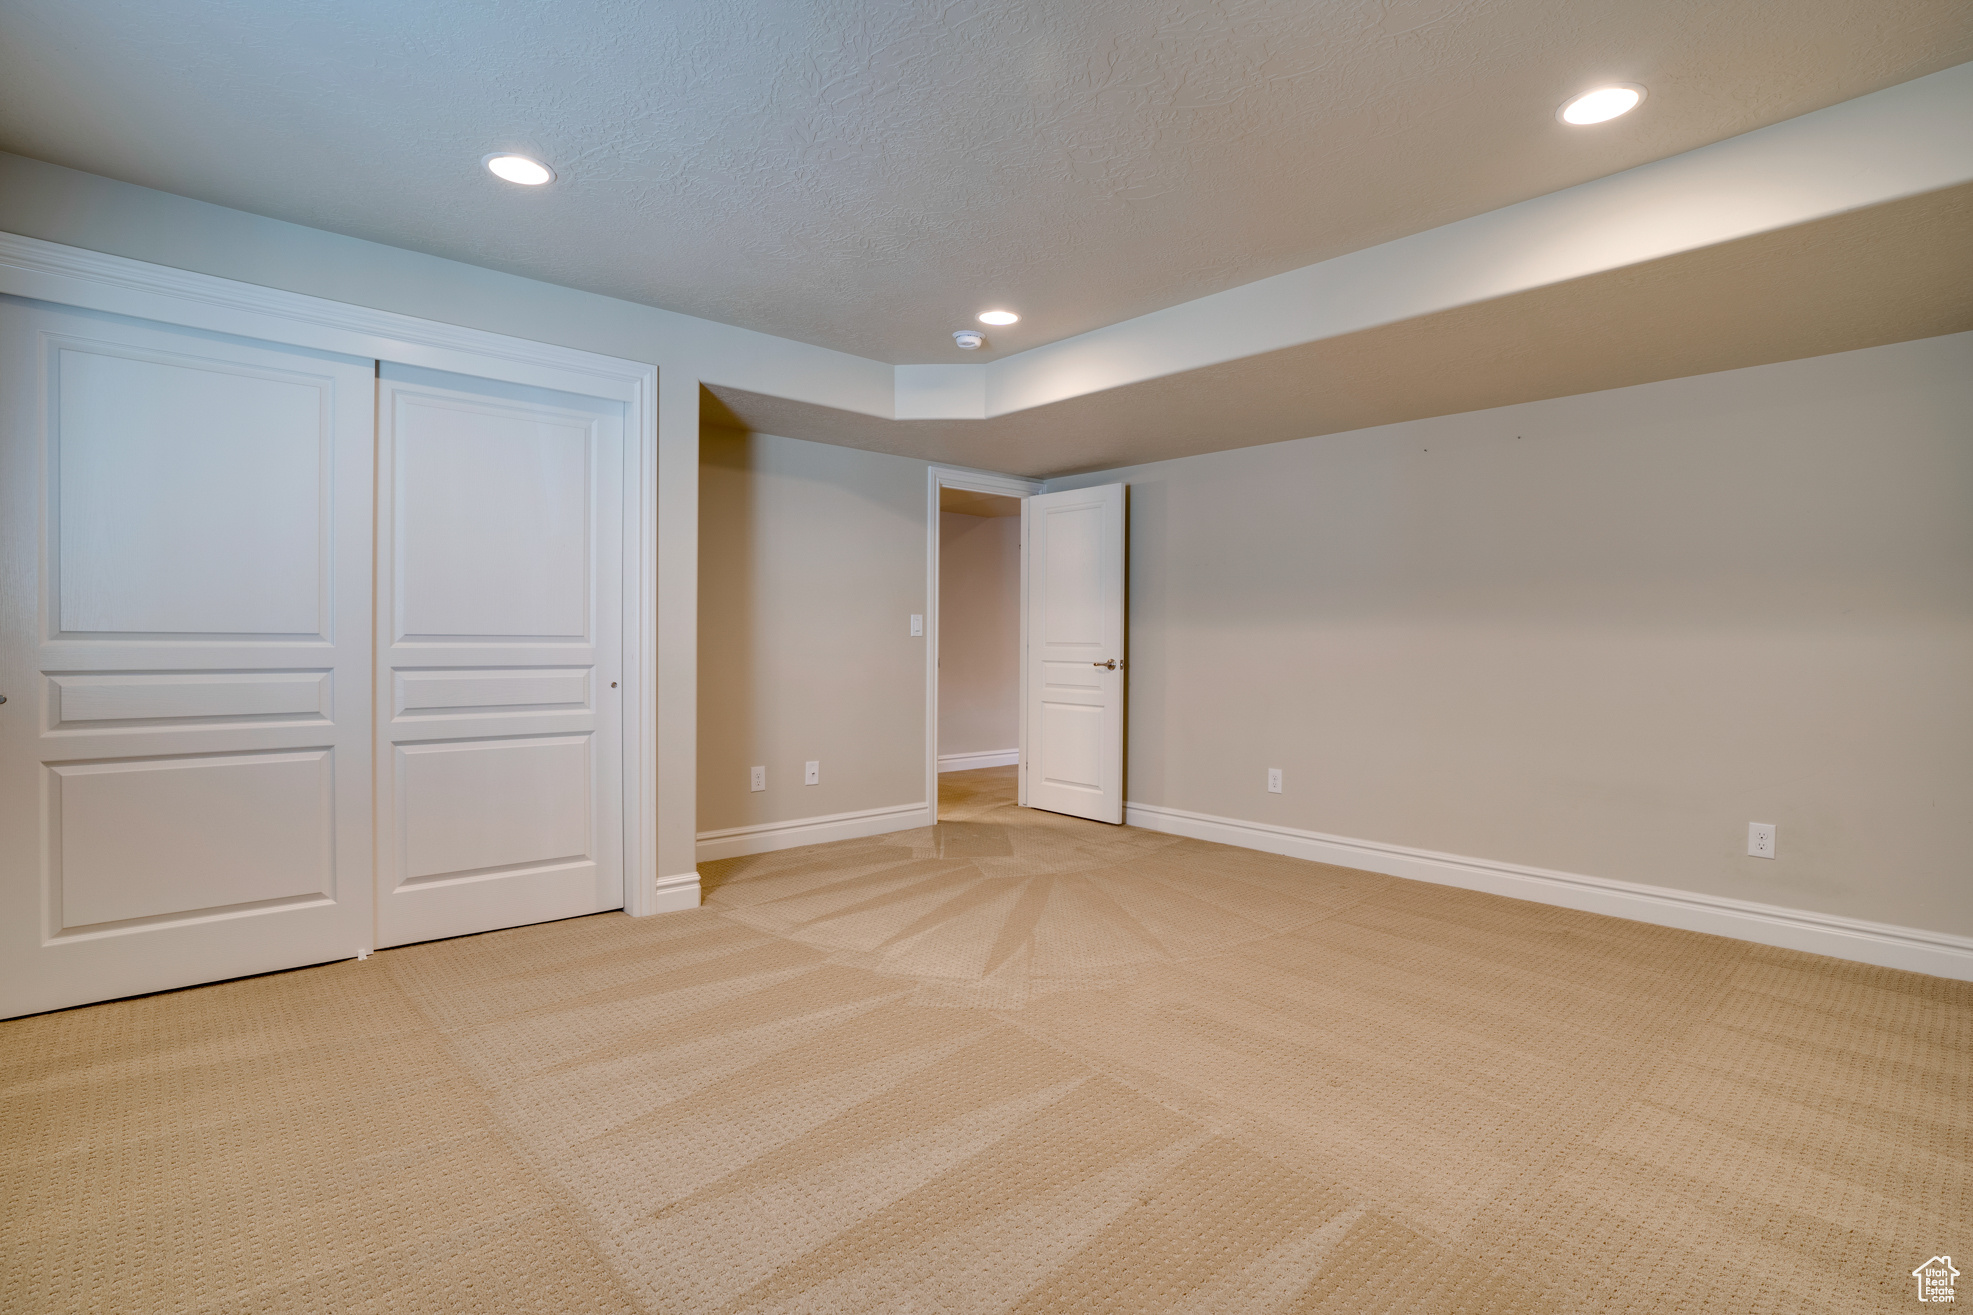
[0,297,376,1018]
[374,364,625,947]
[1022,483,1126,823]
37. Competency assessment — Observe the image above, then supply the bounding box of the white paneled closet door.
[374,364,625,948]
[0,296,377,1018]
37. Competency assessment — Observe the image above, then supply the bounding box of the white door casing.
[1022,483,1126,823]
[0,297,376,1017]
[373,364,626,948]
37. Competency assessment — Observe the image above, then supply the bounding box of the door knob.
[1092,659,1120,670]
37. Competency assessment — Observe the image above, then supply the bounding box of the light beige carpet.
[4,766,1967,1313]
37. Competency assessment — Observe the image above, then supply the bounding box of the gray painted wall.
[1049,332,1973,936]
[939,512,1021,757]
[699,429,930,833]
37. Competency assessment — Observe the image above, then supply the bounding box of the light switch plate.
[804,760,819,786]
[910,614,923,637]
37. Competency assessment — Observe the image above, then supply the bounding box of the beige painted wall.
[1048,332,1973,937]
[938,512,1021,756]
[699,428,930,832]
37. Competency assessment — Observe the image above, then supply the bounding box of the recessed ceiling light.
[483,153,555,185]
[1558,85,1645,125]
[977,310,1019,326]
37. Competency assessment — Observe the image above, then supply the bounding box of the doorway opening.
[924,468,1041,820]
[937,487,1021,816]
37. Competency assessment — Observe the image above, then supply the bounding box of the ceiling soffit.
[0,1,1969,361]
[903,63,1973,424]
[706,181,1973,478]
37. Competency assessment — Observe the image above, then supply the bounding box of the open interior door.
[1022,483,1125,823]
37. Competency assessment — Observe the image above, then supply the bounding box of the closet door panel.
[54,346,328,636]
[0,296,375,1018]
[374,364,624,948]
[392,395,592,641]
[51,748,335,925]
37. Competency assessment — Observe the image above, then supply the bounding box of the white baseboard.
[650,871,702,913]
[938,748,1020,773]
[697,802,933,862]
[1124,802,1973,983]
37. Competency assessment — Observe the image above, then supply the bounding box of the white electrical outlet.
[1748,821,1775,859]
[910,614,924,637]
[804,760,820,786]
[1267,767,1283,794]
[750,765,766,792]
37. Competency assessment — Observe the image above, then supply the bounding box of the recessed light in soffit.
[483,153,555,185]
[1558,85,1645,125]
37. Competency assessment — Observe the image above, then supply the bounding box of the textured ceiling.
[705,182,1973,476]
[1,0,1968,364]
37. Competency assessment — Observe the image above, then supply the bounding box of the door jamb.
[924,465,1043,820]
